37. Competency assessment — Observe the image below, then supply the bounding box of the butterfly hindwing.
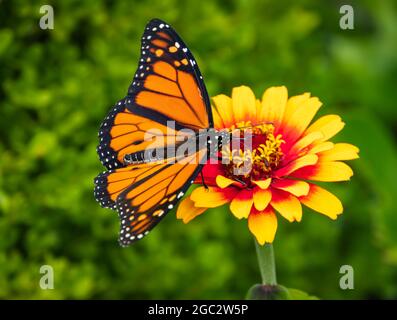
[94,161,171,209]
[116,148,207,246]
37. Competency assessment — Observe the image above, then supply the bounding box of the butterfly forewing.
[127,18,213,130]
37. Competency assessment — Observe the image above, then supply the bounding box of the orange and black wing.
[95,159,172,210]
[97,19,212,170]
[95,19,212,245]
[126,18,213,131]
[97,98,195,170]
[95,148,207,246]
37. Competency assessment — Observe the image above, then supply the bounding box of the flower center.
[221,122,285,185]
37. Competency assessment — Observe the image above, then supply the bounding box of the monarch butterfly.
[94,18,235,246]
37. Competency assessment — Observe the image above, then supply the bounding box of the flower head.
[177,86,359,245]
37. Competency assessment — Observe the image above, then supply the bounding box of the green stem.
[255,241,277,285]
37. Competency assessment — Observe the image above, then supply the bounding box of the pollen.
[252,133,285,175]
[221,123,285,184]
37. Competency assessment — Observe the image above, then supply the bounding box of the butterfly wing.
[127,18,213,131]
[117,148,206,246]
[94,147,207,245]
[97,98,195,169]
[97,19,212,170]
[95,19,212,245]
[94,160,170,210]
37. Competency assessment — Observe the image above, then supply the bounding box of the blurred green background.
[1,0,396,299]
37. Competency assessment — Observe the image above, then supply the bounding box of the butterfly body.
[122,128,231,166]
[94,19,217,246]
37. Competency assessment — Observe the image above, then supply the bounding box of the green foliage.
[1,0,397,299]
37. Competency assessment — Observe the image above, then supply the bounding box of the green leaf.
[287,288,319,300]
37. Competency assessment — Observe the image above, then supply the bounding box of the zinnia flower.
[176,86,359,245]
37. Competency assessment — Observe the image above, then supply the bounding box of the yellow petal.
[309,141,334,154]
[289,131,323,155]
[259,86,288,126]
[300,184,343,220]
[248,207,278,245]
[319,143,360,161]
[191,186,231,208]
[176,197,207,223]
[212,94,234,128]
[230,189,254,219]
[231,86,257,123]
[216,175,235,188]
[253,187,272,211]
[305,115,345,142]
[283,92,311,121]
[255,99,262,118]
[252,178,272,189]
[272,179,309,197]
[270,189,302,222]
[282,96,322,141]
[294,161,354,182]
[275,154,318,177]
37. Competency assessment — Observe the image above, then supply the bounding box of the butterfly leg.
[233,177,247,187]
[200,170,209,190]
